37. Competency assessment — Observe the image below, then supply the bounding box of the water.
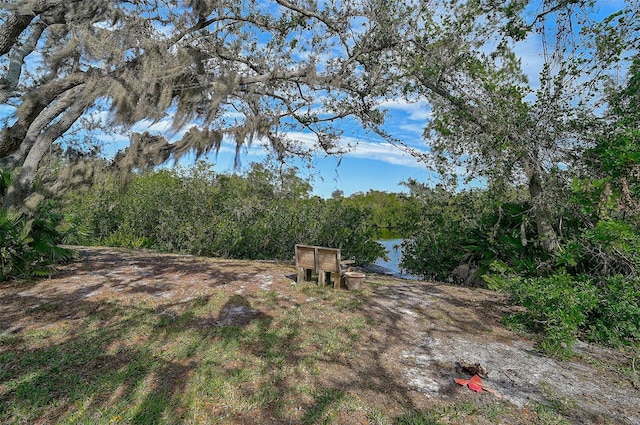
[371,239,419,280]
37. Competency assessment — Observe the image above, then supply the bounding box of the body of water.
[369,239,419,280]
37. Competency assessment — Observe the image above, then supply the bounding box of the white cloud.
[398,122,424,135]
[284,131,428,168]
[347,140,428,168]
[378,98,432,121]
[513,33,545,89]
[131,118,175,134]
[281,131,319,150]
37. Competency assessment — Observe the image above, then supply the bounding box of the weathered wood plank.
[294,244,342,288]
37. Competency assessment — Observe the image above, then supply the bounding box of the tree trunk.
[0,13,34,57]
[1,86,82,169]
[0,21,46,105]
[523,156,560,254]
[0,1,75,56]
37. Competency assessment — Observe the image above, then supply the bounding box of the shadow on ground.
[1,247,638,424]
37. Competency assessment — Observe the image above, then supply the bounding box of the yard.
[0,247,638,424]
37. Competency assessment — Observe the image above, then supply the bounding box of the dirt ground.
[1,246,639,424]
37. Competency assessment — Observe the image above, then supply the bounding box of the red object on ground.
[454,374,503,398]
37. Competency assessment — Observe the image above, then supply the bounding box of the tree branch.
[0,71,88,158]
[3,93,90,211]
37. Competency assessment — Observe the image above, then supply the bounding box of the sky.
[89,98,439,198]
[90,41,540,199]
[44,30,554,200]
[2,0,630,199]
[87,2,607,200]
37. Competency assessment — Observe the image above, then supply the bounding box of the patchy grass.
[0,247,637,424]
[0,295,388,424]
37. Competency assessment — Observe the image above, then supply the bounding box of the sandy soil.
[1,246,639,424]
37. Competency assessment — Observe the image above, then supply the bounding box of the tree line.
[59,162,387,262]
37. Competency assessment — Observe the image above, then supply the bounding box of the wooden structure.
[295,244,352,289]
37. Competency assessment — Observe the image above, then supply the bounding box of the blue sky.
[81,97,438,198]
[0,87,436,198]
[2,0,631,199]
[108,1,626,199]
[50,24,576,200]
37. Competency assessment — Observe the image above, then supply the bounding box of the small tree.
[393,0,639,254]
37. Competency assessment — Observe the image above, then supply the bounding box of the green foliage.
[0,203,74,282]
[342,190,417,239]
[399,182,498,281]
[486,271,598,357]
[487,266,640,355]
[560,219,640,278]
[61,162,384,265]
[0,169,11,197]
[476,59,640,354]
[311,198,386,264]
[575,131,640,222]
[470,201,555,277]
[586,275,640,346]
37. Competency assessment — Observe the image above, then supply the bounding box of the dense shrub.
[462,202,551,278]
[487,268,640,355]
[314,199,386,264]
[399,184,488,281]
[586,275,640,346]
[61,163,384,265]
[338,190,417,239]
[556,219,640,279]
[486,270,598,357]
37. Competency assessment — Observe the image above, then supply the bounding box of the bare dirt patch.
[366,281,640,424]
[1,246,639,424]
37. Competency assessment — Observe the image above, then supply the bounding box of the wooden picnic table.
[295,244,354,289]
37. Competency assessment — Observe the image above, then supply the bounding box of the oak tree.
[0,0,389,210]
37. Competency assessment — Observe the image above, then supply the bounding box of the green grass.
[1,289,363,424]
[0,276,592,425]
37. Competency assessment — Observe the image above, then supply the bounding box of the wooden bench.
[295,244,352,289]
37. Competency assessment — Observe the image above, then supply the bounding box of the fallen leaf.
[455,374,485,387]
[483,387,504,399]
